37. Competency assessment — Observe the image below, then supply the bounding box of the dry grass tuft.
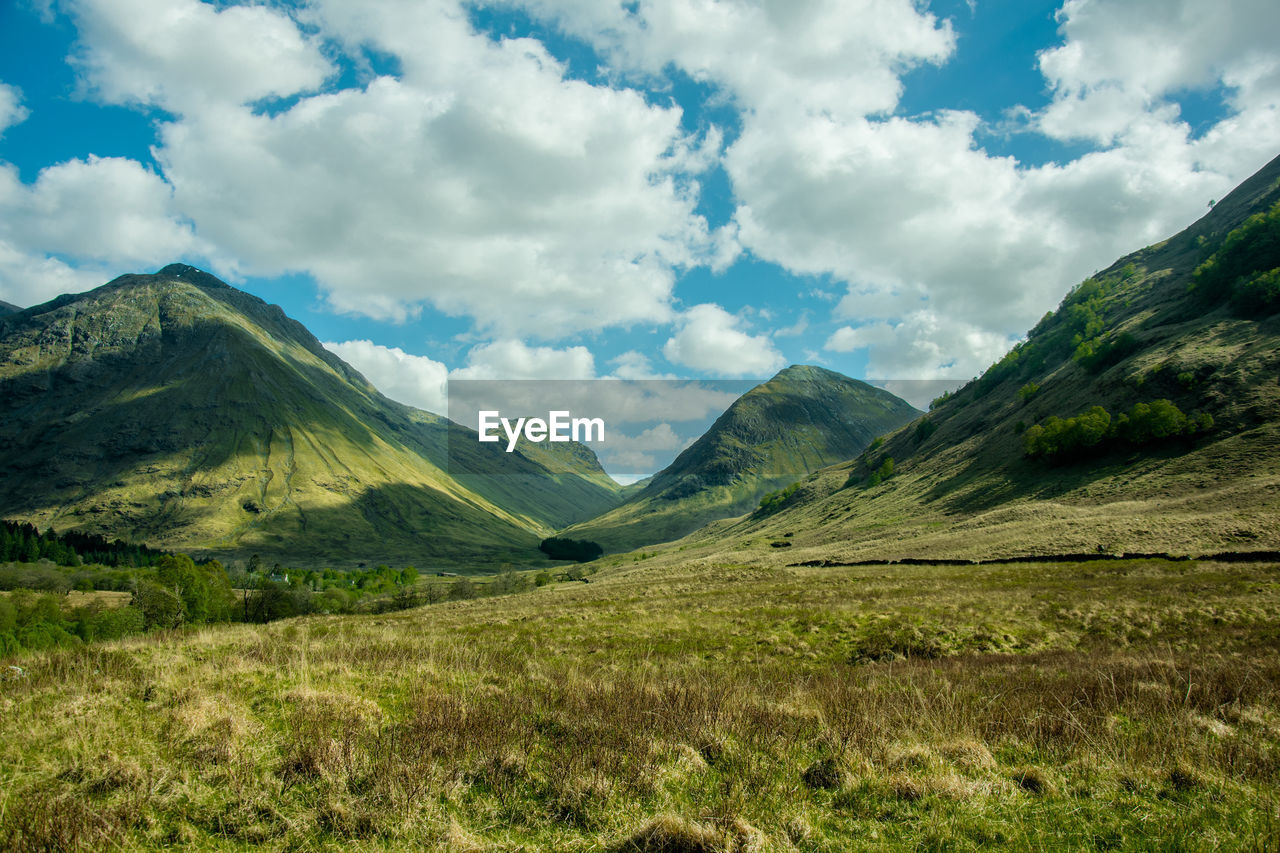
[1167,763,1208,792]
[884,743,942,773]
[800,757,848,790]
[619,814,726,853]
[1011,766,1053,795]
[440,816,485,853]
[938,738,997,773]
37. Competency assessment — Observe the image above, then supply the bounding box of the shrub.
[1024,400,1212,462]
[1191,200,1280,314]
[758,482,800,513]
[1074,332,1140,374]
[801,757,848,790]
[539,537,604,562]
[867,457,894,487]
[914,417,938,443]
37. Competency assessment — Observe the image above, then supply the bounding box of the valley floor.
[2,556,1278,851]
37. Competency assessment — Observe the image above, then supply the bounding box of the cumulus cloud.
[826,313,1016,380]
[663,303,784,377]
[7,156,200,264]
[18,0,1280,382]
[515,0,955,118]
[0,83,29,136]
[322,339,449,414]
[1038,0,1280,148]
[512,0,1279,382]
[68,0,724,338]
[608,422,687,452]
[0,241,108,308]
[66,0,332,111]
[607,350,677,380]
[450,339,596,380]
[0,157,203,306]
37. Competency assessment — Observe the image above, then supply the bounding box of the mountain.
[687,153,1280,562]
[0,299,20,317]
[559,364,920,551]
[0,265,621,567]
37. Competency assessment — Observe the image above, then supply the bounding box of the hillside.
[0,299,20,317]
[673,153,1280,564]
[0,265,621,568]
[561,364,920,552]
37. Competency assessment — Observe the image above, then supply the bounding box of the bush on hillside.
[1191,200,1280,315]
[1023,399,1212,462]
[758,482,800,512]
[539,537,603,563]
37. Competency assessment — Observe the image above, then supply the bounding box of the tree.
[155,554,233,624]
[449,577,477,600]
[134,581,185,630]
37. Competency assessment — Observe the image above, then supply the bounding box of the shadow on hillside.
[921,443,1197,516]
[221,481,547,570]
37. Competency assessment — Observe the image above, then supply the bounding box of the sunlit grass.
[2,557,1278,850]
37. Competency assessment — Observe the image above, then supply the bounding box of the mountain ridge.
[668,152,1280,564]
[0,266,622,567]
[560,363,920,551]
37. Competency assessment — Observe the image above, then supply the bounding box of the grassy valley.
[2,158,1280,851]
[2,554,1277,850]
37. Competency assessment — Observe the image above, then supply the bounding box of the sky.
[1,0,1278,425]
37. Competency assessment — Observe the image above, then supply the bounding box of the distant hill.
[0,265,621,568]
[561,364,920,551]
[690,153,1280,562]
[0,299,20,317]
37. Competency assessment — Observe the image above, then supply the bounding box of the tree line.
[0,521,168,568]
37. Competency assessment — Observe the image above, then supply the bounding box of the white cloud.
[66,0,331,111]
[513,0,1279,384]
[598,423,698,478]
[1037,0,1280,149]
[322,339,448,414]
[608,422,687,452]
[0,156,203,306]
[827,312,1016,380]
[516,0,955,119]
[115,0,722,337]
[0,83,29,136]
[0,241,108,308]
[6,156,200,265]
[22,0,1279,383]
[663,303,784,377]
[775,313,809,337]
[450,339,596,380]
[607,350,677,380]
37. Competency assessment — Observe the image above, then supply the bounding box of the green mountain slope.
[685,153,1280,562]
[0,299,21,317]
[0,265,621,567]
[560,364,920,551]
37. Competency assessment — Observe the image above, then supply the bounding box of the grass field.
[2,555,1279,851]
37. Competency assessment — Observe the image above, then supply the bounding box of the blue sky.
[1,0,1277,421]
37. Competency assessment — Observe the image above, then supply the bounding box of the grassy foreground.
[2,557,1279,851]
